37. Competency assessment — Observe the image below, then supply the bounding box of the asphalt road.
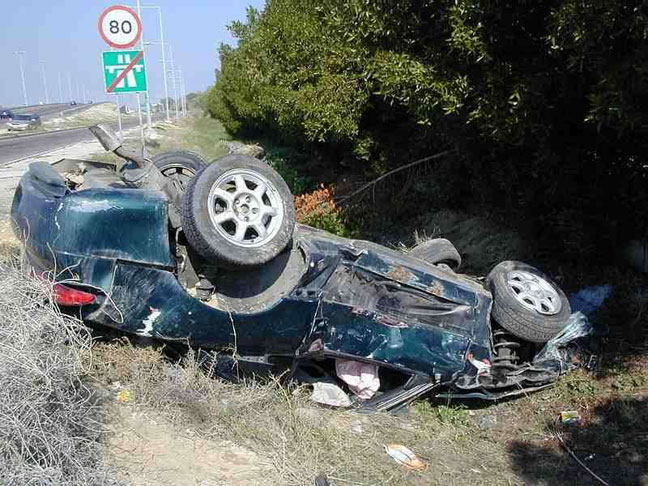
[0,115,156,165]
[11,102,96,120]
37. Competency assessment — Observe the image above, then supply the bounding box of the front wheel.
[181,155,295,268]
[486,261,571,343]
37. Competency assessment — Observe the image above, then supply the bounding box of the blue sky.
[0,0,265,108]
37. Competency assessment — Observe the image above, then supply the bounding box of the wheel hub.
[207,168,284,248]
[506,270,562,316]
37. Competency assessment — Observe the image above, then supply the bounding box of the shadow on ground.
[508,396,648,485]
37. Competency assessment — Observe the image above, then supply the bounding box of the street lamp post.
[178,67,187,116]
[66,73,73,102]
[135,0,153,129]
[14,51,28,107]
[168,45,179,120]
[39,61,49,104]
[58,72,63,103]
[134,5,171,122]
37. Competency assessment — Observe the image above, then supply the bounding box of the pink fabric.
[335,359,380,399]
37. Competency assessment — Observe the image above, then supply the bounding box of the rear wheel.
[152,150,207,196]
[408,238,461,270]
[181,155,295,268]
[486,261,571,343]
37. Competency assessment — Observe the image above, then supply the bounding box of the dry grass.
[0,263,121,485]
[89,342,518,485]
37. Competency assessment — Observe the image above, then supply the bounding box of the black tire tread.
[152,150,207,172]
[486,261,571,343]
[409,238,462,269]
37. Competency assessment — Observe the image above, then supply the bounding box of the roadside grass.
[88,341,519,485]
[149,114,231,161]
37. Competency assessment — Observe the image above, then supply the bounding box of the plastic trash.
[385,444,428,471]
[533,312,593,374]
[569,285,613,316]
[335,359,380,400]
[310,381,352,407]
[116,389,133,403]
[560,410,582,425]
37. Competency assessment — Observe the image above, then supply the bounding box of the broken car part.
[8,125,588,411]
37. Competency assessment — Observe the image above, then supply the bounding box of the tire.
[486,261,571,343]
[181,154,295,267]
[409,238,462,270]
[152,150,207,196]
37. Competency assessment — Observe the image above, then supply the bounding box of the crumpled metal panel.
[86,263,317,356]
[12,176,174,268]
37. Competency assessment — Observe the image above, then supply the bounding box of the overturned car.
[11,125,587,411]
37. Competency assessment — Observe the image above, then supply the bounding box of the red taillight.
[53,283,96,306]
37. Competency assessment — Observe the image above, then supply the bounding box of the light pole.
[39,61,49,104]
[58,72,63,103]
[66,73,73,102]
[14,51,28,107]
[168,45,179,120]
[130,5,170,121]
[178,67,187,116]
[135,0,152,129]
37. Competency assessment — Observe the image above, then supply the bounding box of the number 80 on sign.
[98,5,142,49]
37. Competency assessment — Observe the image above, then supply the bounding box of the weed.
[295,185,350,236]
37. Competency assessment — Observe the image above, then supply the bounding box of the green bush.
[209,0,648,260]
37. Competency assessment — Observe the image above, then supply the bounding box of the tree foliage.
[209,0,648,258]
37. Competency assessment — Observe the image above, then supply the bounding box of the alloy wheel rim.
[161,164,196,193]
[207,168,283,248]
[506,270,561,316]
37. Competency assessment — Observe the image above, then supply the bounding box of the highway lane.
[0,115,158,165]
[12,103,96,120]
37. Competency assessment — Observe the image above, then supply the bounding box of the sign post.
[98,5,146,147]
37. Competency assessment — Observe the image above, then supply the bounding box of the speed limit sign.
[98,5,142,49]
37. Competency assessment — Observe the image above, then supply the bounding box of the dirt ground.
[107,405,273,485]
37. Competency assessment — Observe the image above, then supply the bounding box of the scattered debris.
[560,410,582,426]
[336,359,380,400]
[310,381,352,408]
[385,444,428,471]
[117,389,133,403]
[223,140,265,158]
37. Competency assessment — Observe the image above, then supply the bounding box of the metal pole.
[15,51,28,107]
[136,0,153,128]
[58,72,63,103]
[82,85,86,104]
[157,7,170,121]
[178,68,187,116]
[66,73,72,101]
[39,61,49,104]
[76,79,80,101]
[116,94,123,141]
[136,92,146,155]
[168,46,179,120]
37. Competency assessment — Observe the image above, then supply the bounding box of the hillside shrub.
[295,185,349,236]
[209,0,648,261]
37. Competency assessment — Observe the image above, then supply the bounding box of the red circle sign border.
[98,5,143,49]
